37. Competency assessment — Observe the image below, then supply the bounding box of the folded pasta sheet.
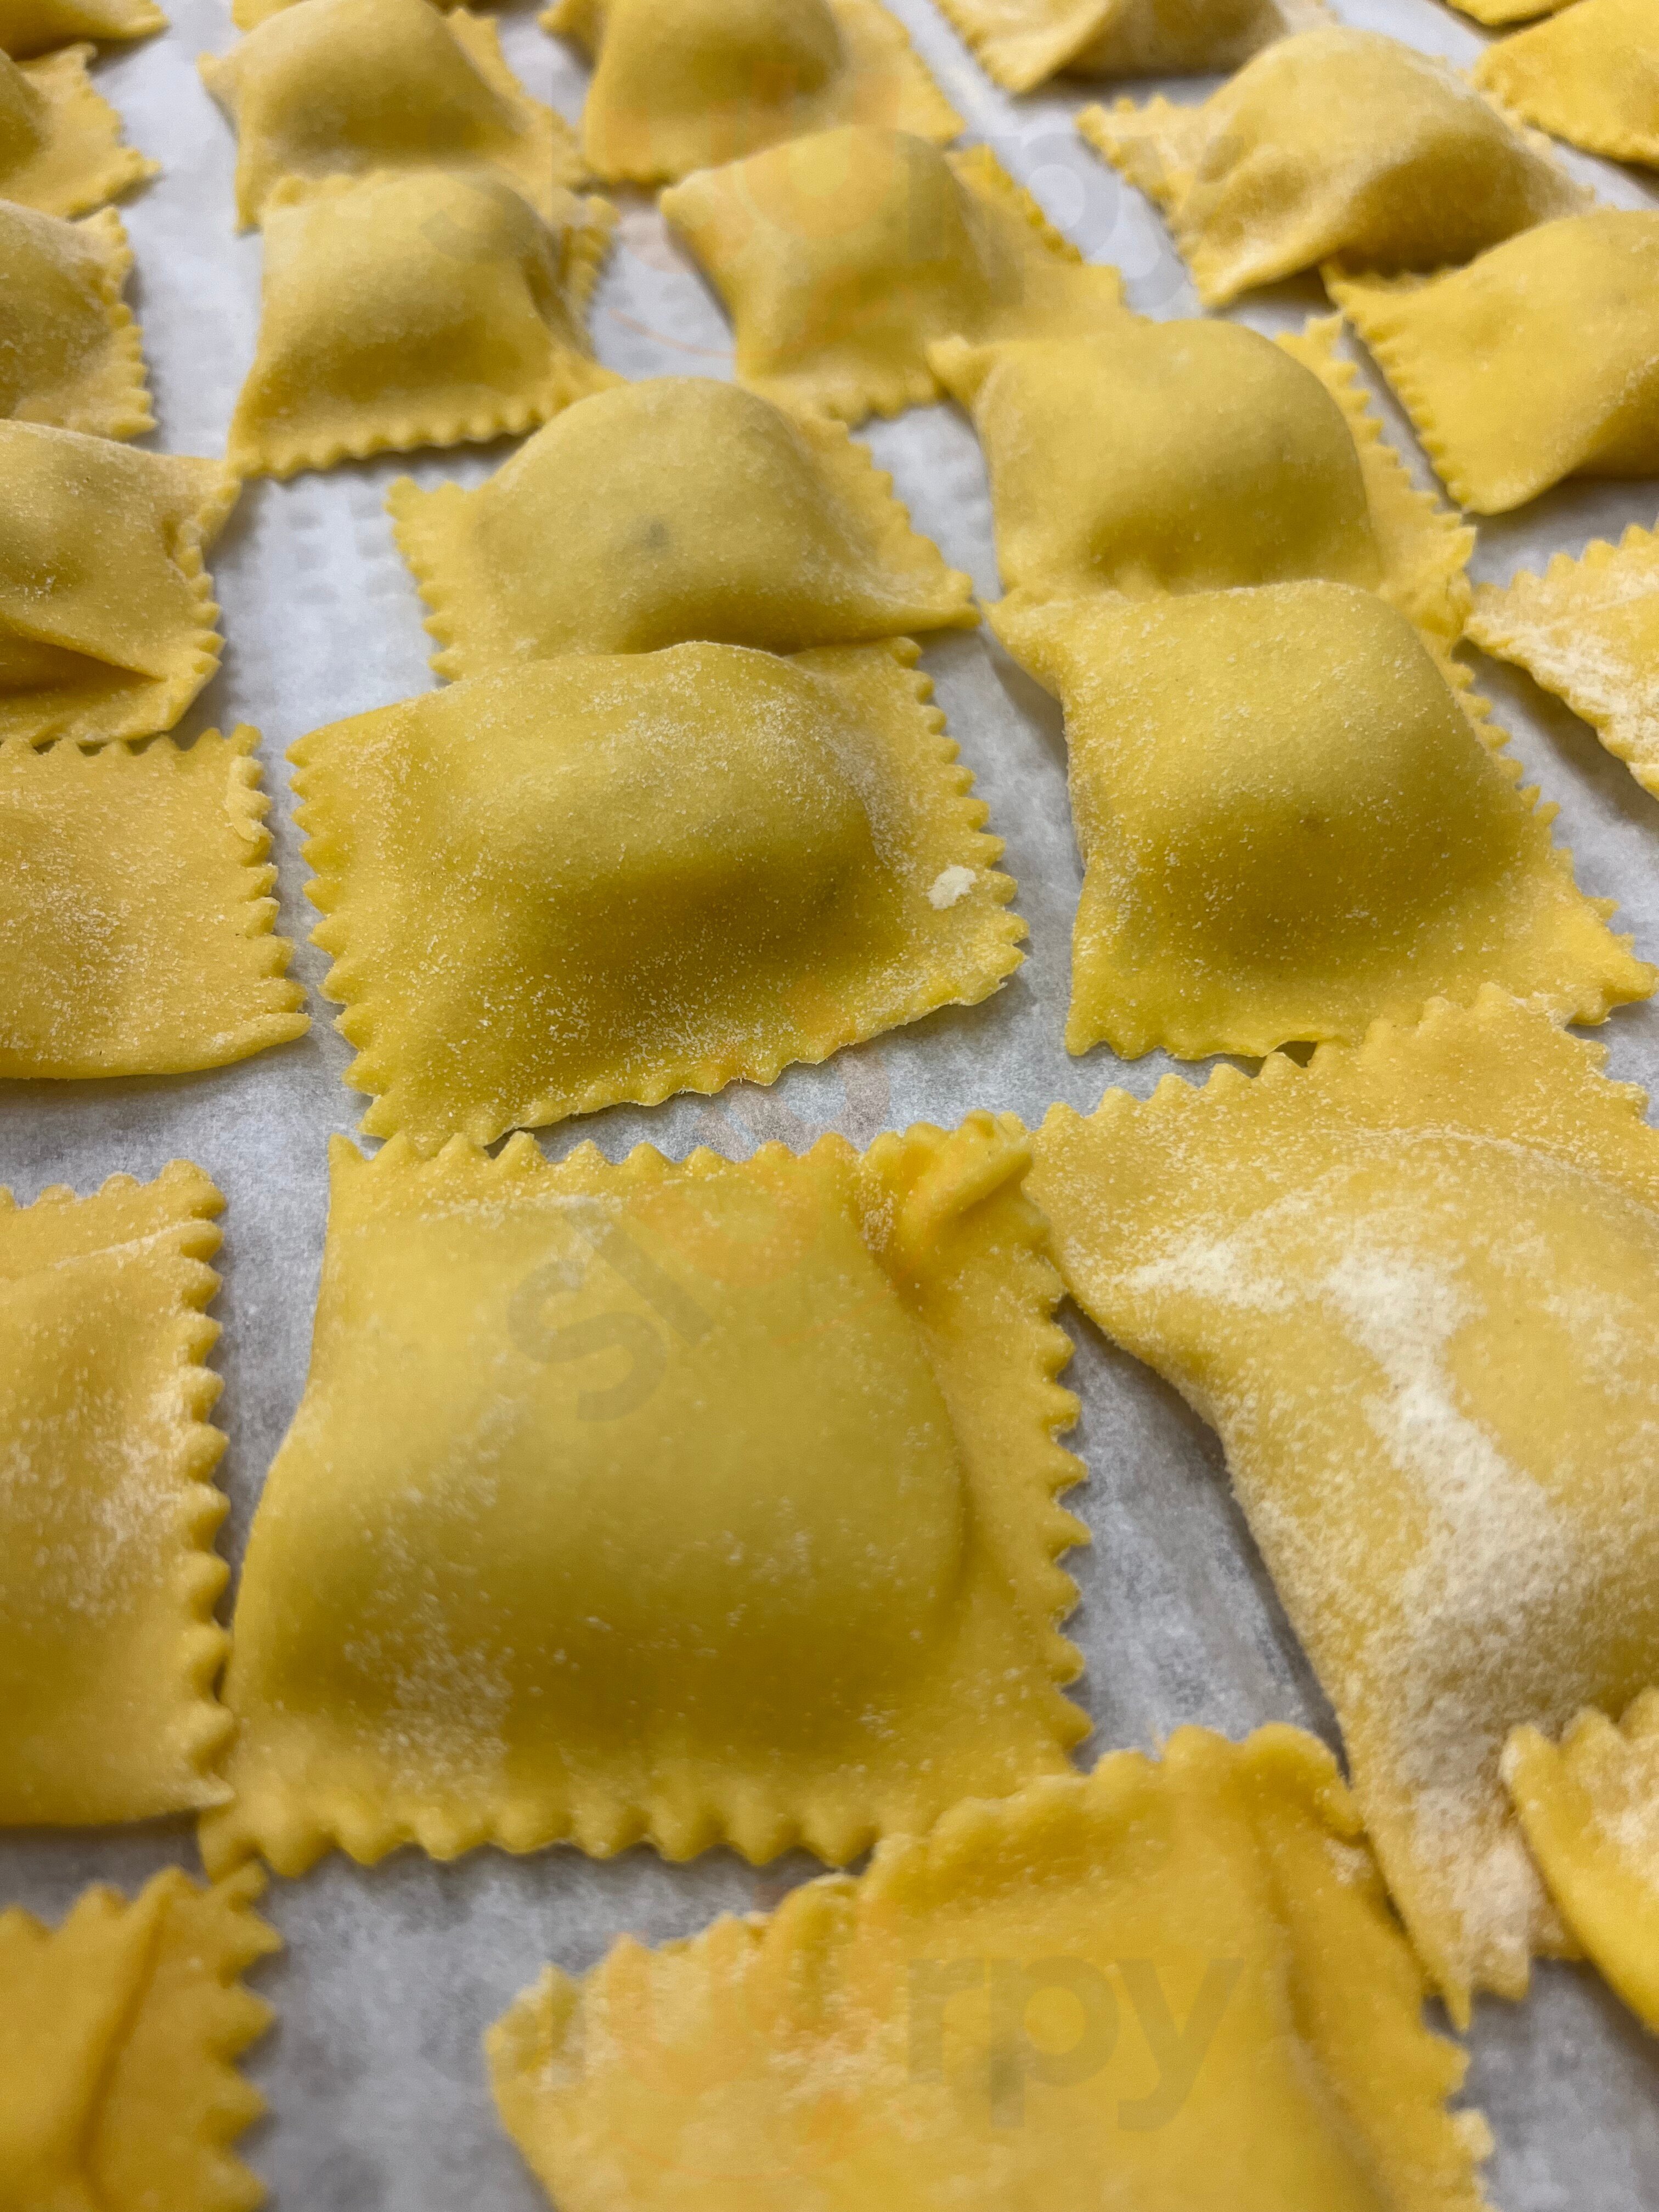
[1030,992,1659,2019]
[490,1727,1490,2211]
[0,423,235,744]
[933,315,1471,648]
[1331,213,1659,514]
[0,0,163,57]
[226,168,617,477]
[935,0,1328,95]
[200,0,582,228]
[1473,0,1659,168]
[0,1867,275,2212]
[1505,1693,1659,2032]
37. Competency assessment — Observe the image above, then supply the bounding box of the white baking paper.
[2,0,1657,2203]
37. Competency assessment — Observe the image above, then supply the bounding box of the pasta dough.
[1467,523,1659,801]
[199,1116,1086,1877]
[225,168,617,478]
[291,640,1024,1149]
[232,0,431,26]
[199,0,583,229]
[489,1726,1491,2212]
[0,0,162,57]
[0,1163,234,1826]
[932,314,1471,647]
[546,0,959,185]
[1442,0,1577,26]
[1474,0,1659,171]
[661,126,1127,425]
[388,377,976,675]
[935,0,1327,93]
[996,580,1649,1060]
[1504,1692,1659,2032]
[0,729,309,1078]
[0,1867,275,2212]
[1080,26,1584,307]
[1029,990,1659,2018]
[0,202,151,436]
[0,43,155,215]
[1331,213,1659,515]
[0,423,236,745]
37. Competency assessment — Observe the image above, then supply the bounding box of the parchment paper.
[2,0,1657,2203]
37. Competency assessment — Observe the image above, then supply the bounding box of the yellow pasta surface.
[0,1867,275,2212]
[389,377,975,674]
[1331,212,1659,515]
[1475,0,1659,176]
[490,1727,1490,2211]
[0,42,155,215]
[661,126,1127,425]
[0,1164,234,1826]
[997,580,1650,1061]
[935,0,1327,95]
[1081,25,1583,306]
[201,1118,1085,1877]
[0,422,236,744]
[292,639,1024,1150]
[200,0,583,229]
[0,201,150,435]
[0,729,308,1079]
[546,0,959,184]
[1030,991,1659,2019]
[1468,522,1659,804]
[933,314,1471,648]
[0,0,162,56]
[226,168,617,477]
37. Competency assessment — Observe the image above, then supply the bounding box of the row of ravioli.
[7,8,1659,1125]
[5,6,1659,2203]
[13,0,1658,475]
[5,0,1655,488]
[6,1,1656,579]
[7,356,1658,1142]
[940,0,1655,170]
[7,987,1659,2207]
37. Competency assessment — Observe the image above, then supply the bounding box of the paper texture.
[1,0,1656,2203]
